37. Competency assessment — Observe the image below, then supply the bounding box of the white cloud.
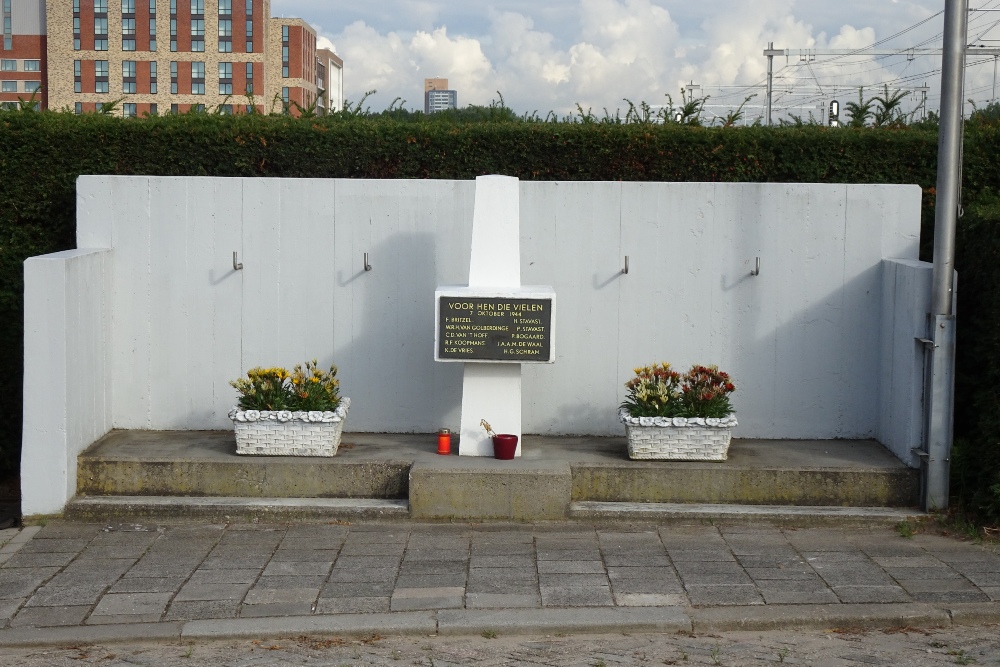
[312,0,946,118]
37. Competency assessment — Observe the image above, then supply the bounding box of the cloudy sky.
[272,0,1000,121]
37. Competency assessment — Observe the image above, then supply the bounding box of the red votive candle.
[437,428,451,455]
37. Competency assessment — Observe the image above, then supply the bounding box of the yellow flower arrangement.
[231,359,341,411]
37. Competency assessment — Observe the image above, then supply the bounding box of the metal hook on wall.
[233,251,243,271]
[364,252,372,272]
[622,256,629,275]
[750,257,760,277]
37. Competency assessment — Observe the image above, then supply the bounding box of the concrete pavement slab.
[613,592,687,606]
[684,584,764,606]
[314,596,390,614]
[90,592,172,617]
[327,566,399,583]
[539,584,614,606]
[240,602,314,617]
[174,582,252,602]
[163,600,240,621]
[760,589,840,604]
[11,605,92,627]
[320,581,395,597]
[466,593,540,608]
[832,585,912,603]
[390,587,465,611]
[187,569,261,585]
[244,588,319,605]
[255,575,328,588]
[108,576,188,593]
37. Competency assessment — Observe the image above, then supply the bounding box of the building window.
[245,0,252,13]
[23,60,40,71]
[95,60,109,93]
[25,81,40,93]
[281,86,288,102]
[218,20,231,52]
[191,61,204,94]
[2,0,10,52]
[0,59,13,70]
[123,102,137,117]
[74,60,82,92]
[94,0,109,50]
[220,104,232,115]
[73,17,81,50]
[245,61,253,94]
[219,0,231,13]
[75,102,83,114]
[281,26,289,78]
[149,61,157,94]
[218,61,232,95]
[149,18,156,51]
[169,2,176,52]
[123,60,136,93]
[170,60,177,93]
[193,103,204,112]
[190,19,204,51]
[191,0,203,13]
[149,0,154,12]
[95,16,109,50]
[170,103,177,113]
[149,102,157,115]
[122,15,135,51]
[121,0,134,12]
[0,81,15,92]
[245,19,253,52]
[73,0,80,10]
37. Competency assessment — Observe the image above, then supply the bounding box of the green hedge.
[3,111,1000,519]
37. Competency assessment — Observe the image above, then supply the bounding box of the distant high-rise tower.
[424,76,455,114]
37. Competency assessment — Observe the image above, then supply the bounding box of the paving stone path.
[0,521,997,632]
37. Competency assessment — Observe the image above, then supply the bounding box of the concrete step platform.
[65,496,409,522]
[74,431,921,522]
[569,501,927,527]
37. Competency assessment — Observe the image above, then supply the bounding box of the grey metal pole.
[764,42,779,126]
[926,0,968,512]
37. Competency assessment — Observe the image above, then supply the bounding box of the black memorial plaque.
[438,296,553,362]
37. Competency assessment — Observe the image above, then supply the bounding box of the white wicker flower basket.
[619,408,737,461]
[229,398,350,457]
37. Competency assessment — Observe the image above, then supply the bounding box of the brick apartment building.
[0,0,344,116]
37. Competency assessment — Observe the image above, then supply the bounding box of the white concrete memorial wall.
[23,176,930,513]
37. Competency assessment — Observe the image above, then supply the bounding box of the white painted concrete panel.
[333,179,474,432]
[520,181,621,435]
[146,177,194,429]
[197,179,244,428]
[76,177,114,248]
[109,177,152,428]
[241,178,284,371]
[241,178,337,382]
[22,250,110,515]
[877,259,936,467]
[766,184,853,437]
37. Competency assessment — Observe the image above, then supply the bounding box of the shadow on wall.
[334,230,464,434]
